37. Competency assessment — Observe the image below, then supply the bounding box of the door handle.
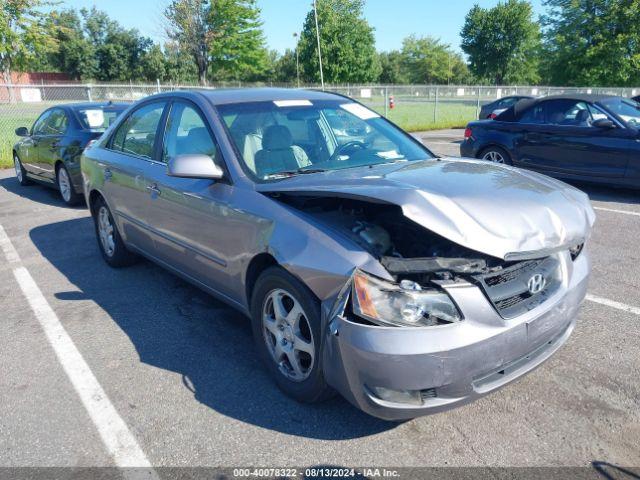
[104,168,112,181]
[146,184,161,196]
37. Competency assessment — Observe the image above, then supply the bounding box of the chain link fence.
[1,81,639,167]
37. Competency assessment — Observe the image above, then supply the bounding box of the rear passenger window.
[162,103,218,163]
[111,102,165,159]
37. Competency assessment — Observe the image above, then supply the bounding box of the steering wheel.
[327,140,367,162]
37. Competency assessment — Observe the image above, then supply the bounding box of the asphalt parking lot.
[1,129,639,474]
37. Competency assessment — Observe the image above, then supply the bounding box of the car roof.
[63,101,130,110]
[196,87,346,105]
[496,93,623,122]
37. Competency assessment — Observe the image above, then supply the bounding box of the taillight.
[489,113,497,119]
[464,128,472,139]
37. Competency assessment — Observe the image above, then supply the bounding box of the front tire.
[480,146,512,165]
[14,154,32,186]
[92,197,138,268]
[250,266,333,403]
[57,164,82,205]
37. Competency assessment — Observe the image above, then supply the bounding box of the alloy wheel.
[482,150,505,163]
[14,156,23,183]
[97,206,115,257]
[58,168,72,202]
[262,288,315,382]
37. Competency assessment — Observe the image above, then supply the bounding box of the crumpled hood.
[256,158,596,260]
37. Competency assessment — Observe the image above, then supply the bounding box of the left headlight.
[351,270,462,327]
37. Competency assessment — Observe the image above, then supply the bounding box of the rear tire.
[56,164,82,205]
[479,146,512,165]
[250,266,334,403]
[92,196,138,268]
[14,154,32,186]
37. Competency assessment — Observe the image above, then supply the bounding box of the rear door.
[103,100,168,252]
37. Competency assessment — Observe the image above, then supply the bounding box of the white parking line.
[586,294,640,316]
[593,206,640,217]
[0,225,158,480]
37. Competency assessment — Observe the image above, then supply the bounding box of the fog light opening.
[368,386,423,406]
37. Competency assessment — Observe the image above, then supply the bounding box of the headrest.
[262,125,293,150]
[187,127,214,155]
[576,109,589,122]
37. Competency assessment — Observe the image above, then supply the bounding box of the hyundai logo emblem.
[527,274,546,294]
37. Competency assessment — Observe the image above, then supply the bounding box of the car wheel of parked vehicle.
[14,154,32,186]
[251,266,333,403]
[480,146,512,165]
[92,197,138,267]
[56,164,82,205]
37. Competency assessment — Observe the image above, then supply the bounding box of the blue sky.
[61,0,545,53]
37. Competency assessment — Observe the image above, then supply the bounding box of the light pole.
[293,32,300,88]
[313,0,325,90]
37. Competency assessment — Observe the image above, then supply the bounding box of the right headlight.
[351,270,462,327]
[569,243,584,261]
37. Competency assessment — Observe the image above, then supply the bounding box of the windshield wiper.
[263,167,327,179]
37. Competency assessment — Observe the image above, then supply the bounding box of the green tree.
[298,0,380,84]
[79,8,152,81]
[41,9,97,80]
[378,51,407,84]
[165,0,270,85]
[164,41,198,84]
[542,0,640,86]
[138,44,167,82]
[272,49,299,83]
[461,0,541,84]
[400,35,470,84]
[0,0,54,86]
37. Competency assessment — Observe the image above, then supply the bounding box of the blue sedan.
[461,94,640,188]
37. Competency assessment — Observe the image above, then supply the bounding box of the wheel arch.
[88,189,106,217]
[244,252,279,308]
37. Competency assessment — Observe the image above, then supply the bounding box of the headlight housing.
[569,243,584,261]
[351,270,462,327]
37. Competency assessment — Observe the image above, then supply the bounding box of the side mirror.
[167,154,224,180]
[592,118,615,129]
[15,127,29,137]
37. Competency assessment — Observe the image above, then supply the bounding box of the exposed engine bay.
[271,193,512,285]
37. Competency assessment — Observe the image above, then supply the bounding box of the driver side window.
[32,111,52,135]
[162,103,219,163]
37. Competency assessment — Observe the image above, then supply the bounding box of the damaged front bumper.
[322,250,590,421]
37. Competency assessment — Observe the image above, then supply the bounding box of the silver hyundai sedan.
[81,88,594,420]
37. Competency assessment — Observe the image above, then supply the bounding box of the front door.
[142,100,239,300]
[20,110,52,179]
[35,108,70,182]
[518,99,630,177]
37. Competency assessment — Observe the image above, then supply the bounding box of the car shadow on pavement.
[29,217,396,440]
[573,182,640,205]
[0,177,86,209]
[592,461,640,479]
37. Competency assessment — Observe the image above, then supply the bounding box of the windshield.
[75,106,127,131]
[217,99,433,180]
[600,98,640,127]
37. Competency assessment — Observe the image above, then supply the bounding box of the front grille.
[484,260,541,286]
[474,256,561,319]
